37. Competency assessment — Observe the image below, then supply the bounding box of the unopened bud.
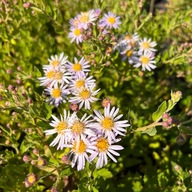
[61,155,70,165]
[176,133,187,145]
[102,98,111,108]
[33,148,39,156]
[50,187,58,192]
[171,91,182,103]
[23,155,31,162]
[6,69,12,74]
[70,103,79,112]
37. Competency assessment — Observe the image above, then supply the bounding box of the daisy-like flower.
[138,37,157,54]
[78,10,97,29]
[90,136,124,169]
[69,15,81,28]
[121,47,139,64]
[70,73,96,91]
[133,51,156,71]
[69,84,100,110]
[38,65,55,86]
[45,84,70,107]
[39,66,71,87]
[114,33,139,53]
[66,57,90,76]
[48,52,68,69]
[44,110,74,150]
[70,113,95,144]
[92,104,129,144]
[98,12,121,29]
[68,27,83,44]
[68,138,96,171]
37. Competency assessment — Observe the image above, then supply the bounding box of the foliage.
[0,0,192,191]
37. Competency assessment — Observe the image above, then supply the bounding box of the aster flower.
[69,73,96,91]
[69,84,100,110]
[69,15,81,28]
[114,33,139,53]
[138,37,157,54]
[78,10,97,29]
[90,136,124,169]
[66,57,90,76]
[48,52,68,69]
[70,113,95,143]
[98,12,121,29]
[68,27,83,44]
[92,104,129,144]
[121,47,139,64]
[45,84,70,107]
[38,65,55,86]
[68,138,96,171]
[44,110,74,150]
[133,51,156,71]
[39,66,71,87]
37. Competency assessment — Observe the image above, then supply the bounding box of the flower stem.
[133,122,163,132]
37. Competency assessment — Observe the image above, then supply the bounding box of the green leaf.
[143,127,157,136]
[93,168,113,179]
[180,126,192,135]
[152,101,167,121]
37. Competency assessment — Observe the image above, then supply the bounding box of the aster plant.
[0,1,191,192]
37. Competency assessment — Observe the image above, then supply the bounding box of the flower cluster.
[45,104,129,170]
[39,52,130,170]
[38,53,99,109]
[68,9,121,44]
[114,33,157,71]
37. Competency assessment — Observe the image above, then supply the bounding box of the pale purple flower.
[98,12,121,29]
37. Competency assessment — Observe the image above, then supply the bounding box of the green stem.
[133,122,163,132]
[180,118,192,125]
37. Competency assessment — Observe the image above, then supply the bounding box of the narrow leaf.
[152,101,167,121]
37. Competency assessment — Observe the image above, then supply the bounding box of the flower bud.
[25,173,37,188]
[176,133,187,145]
[23,155,31,162]
[102,98,111,108]
[50,187,58,192]
[70,103,79,112]
[171,91,182,103]
[162,113,169,121]
[33,148,39,156]
[61,155,70,165]
[37,157,47,167]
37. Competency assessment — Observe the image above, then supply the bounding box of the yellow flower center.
[53,71,63,80]
[126,50,133,57]
[80,13,89,23]
[142,42,150,49]
[46,70,54,79]
[37,158,44,167]
[108,17,116,24]
[73,140,86,153]
[51,60,60,67]
[101,117,114,130]
[72,120,84,134]
[96,138,109,152]
[51,88,61,98]
[74,28,81,36]
[79,88,91,100]
[75,79,85,88]
[140,56,149,65]
[73,63,82,71]
[28,175,36,184]
[56,121,68,133]
[125,35,131,40]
